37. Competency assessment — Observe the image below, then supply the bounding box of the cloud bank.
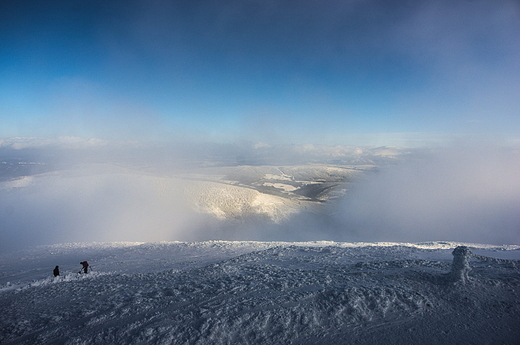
[0,139,519,252]
[333,145,520,245]
[0,167,203,251]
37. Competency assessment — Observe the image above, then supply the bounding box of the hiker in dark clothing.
[53,266,60,277]
[80,261,89,274]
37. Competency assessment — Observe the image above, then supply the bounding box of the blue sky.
[1,0,519,146]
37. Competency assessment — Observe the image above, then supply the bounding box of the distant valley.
[0,143,407,223]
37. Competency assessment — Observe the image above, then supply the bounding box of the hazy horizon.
[1,1,519,249]
[1,138,518,251]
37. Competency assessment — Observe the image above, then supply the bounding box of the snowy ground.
[0,241,519,344]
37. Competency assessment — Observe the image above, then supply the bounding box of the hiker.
[53,266,60,277]
[80,261,89,274]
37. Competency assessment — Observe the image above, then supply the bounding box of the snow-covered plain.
[1,241,519,344]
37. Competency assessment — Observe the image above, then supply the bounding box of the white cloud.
[334,144,520,244]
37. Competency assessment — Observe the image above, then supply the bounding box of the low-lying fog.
[0,138,518,252]
[334,145,520,245]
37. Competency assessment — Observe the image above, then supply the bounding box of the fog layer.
[1,141,519,252]
[334,145,520,245]
[0,164,210,251]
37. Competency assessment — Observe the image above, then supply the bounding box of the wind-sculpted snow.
[0,241,519,344]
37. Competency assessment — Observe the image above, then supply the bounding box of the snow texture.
[1,241,519,344]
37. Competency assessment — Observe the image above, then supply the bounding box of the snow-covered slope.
[1,241,518,344]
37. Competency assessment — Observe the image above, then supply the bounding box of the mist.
[1,139,519,252]
[333,144,520,245]
[0,166,201,251]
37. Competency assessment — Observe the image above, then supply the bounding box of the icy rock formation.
[450,246,472,284]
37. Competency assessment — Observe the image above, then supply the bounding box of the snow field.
[0,241,519,344]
